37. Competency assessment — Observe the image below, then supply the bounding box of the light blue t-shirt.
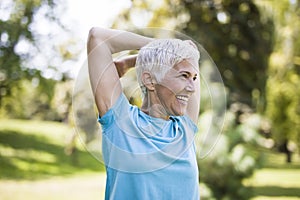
[98,93,199,200]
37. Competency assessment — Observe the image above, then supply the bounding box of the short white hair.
[135,39,200,95]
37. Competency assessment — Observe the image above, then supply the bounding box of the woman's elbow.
[88,27,112,42]
[87,27,103,52]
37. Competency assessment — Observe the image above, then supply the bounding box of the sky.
[62,0,131,77]
[65,0,131,39]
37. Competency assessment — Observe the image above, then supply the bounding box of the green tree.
[182,0,274,111]
[0,0,81,119]
[0,0,76,105]
[0,78,56,120]
[113,0,274,112]
[263,0,300,162]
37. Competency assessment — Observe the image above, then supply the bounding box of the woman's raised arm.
[87,27,152,116]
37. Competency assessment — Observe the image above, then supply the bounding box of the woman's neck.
[140,92,170,120]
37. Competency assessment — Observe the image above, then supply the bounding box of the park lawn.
[0,173,106,200]
[1,119,300,200]
[247,168,300,200]
[246,150,300,200]
[0,118,107,200]
[0,118,104,180]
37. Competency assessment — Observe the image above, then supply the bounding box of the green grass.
[245,150,300,200]
[1,119,300,199]
[0,173,106,200]
[248,168,300,200]
[0,119,104,180]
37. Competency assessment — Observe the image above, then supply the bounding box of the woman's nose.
[186,78,195,92]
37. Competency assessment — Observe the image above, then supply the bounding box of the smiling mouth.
[176,95,189,104]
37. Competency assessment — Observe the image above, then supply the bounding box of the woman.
[87,27,200,200]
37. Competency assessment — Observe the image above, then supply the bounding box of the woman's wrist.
[114,54,137,77]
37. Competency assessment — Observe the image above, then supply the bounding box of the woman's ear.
[142,71,155,91]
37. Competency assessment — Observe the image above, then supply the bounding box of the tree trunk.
[278,140,292,163]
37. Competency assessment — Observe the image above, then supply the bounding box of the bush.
[197,105,266,200]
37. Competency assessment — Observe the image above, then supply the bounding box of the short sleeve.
[183,115,198,133]
[98,93,130,131]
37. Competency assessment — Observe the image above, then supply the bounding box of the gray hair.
[135,39,200,95]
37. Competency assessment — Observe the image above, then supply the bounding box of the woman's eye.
[182,74,188,78]
[193,76,197,81]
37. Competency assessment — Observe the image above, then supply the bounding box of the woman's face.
[153,58,199,117]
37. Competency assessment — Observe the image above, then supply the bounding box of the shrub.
[197,106,265,200]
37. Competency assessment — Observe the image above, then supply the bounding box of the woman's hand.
[114,54,137,77]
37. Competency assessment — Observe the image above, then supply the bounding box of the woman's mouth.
[176,95,189,105]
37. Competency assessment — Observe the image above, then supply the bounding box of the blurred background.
[0,0,299,199]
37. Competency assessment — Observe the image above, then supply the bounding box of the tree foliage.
[263,0,300,162]
[182,0,274,111]
[0,78,56,120]
[0,0,82,122]
[113,0,274,112]
[0,0,78,106]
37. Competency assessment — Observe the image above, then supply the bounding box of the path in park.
[0,173,106,200]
